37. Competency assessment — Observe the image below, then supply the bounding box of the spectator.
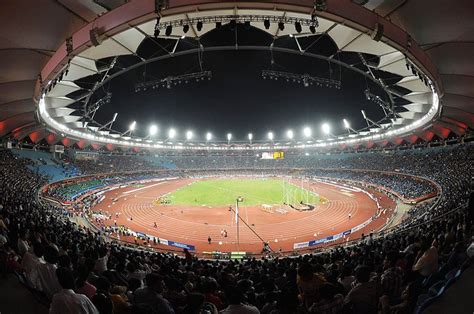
[412,239,439,277]
[49,267,99,314]
[220,287,260,314]
[133,273,174,314]
[37,245,62,299]
[309,283,344,313]
[297,263,326,309]
[344,265,378,314]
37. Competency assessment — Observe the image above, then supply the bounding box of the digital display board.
[261,152,284,160]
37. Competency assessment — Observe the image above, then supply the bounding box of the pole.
[228,201,273,253]
[236,199,240,252]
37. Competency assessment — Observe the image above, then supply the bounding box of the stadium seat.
[414,294,435,314]
[428,280,446,297]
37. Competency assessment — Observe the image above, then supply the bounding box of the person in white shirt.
[94,247,109,274]
[37,246,62,299]
[50,267,99,314]
[22,242,45,289]
[17,229,30,257]
[220,288,259,314]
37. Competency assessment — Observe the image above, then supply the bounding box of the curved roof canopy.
[1,0,473,150]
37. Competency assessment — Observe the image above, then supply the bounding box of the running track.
[92,177,396,254]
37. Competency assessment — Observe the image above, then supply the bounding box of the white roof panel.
[48,81,81,97]
[399,111,423,119]
[63,62,96,81]
[44,96,76,108]
[47,107,76,117]
[137,20,155,36]
[327,24,361,49]
[403,92,433,104]
[403,103,431,113]
[378,51,404,68]
[343,34,396,56]
[397,77,431,92]
[112,28,146,53]
[79,38,132,60]
[379,58,412,77]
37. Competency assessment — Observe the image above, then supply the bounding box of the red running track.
[91,177,396,254]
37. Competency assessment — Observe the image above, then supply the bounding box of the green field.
[166,178,320,206]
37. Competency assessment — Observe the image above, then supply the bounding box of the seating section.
[0,144,472,314]
[12,149,80,182]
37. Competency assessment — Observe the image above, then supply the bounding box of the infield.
[164,178,321,206]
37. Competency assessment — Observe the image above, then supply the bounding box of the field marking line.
[122,182,165,195]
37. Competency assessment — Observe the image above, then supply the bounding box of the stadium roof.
[1,0,473,150]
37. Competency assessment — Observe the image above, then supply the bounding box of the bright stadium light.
[303,126,312,138]
[227,133,232,141]
[343,119,350,129]
[287,129,294,139]
[248,133,253,144]
[186,130,193,140]
[149,124,158,136]
[168,128,176,139]
[129,121,136,131]
[268,132,274,141]
[206,132,212,141]
[321,123,331,135]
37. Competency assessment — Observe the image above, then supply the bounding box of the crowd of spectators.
[0,143,473,314]
[72,155,156,175]
[60,144,472,201]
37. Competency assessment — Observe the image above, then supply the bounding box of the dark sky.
[90,23,394,142]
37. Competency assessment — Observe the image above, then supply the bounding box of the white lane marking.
[122,182,165,195]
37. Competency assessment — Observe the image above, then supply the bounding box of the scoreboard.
[261,151,285,160]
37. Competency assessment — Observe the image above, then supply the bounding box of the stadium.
[0,1,473,313]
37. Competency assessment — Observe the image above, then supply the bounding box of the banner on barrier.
[293,242,310,249]
[294,217,374,250]
[136,232,147,238]
[167,240,195,251]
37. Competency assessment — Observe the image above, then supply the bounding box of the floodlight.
[165,25,172,36]
[278,21,285,31]
[149,125,158,136]
[268,132,274,141]
[168,128,176,139]
[303,126,312,138]
[206,132,212,141]
[321,123,331,135]
[287,129,294,139]
[295,21,302,33]
[248,133,253,140]
[227,133,232,141]
[343,119,350,129]
[186,130,193,140]
[264,19,270,29]
[129,121,136,131]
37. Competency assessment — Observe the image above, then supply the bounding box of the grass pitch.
[166,178,320,206]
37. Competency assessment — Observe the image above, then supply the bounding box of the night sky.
[88,23,397,142]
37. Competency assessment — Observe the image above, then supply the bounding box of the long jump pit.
[90,176,396,256]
